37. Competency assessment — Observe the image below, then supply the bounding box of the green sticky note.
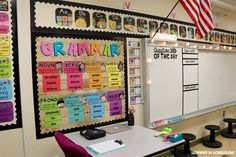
[44,109,61,116]
[0,57,11,78]
[39,97,63,110]
[44,114,62,122]
[44,119,62,128]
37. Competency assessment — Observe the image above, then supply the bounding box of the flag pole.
[151,0,180,40]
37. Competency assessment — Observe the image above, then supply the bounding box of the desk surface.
[65,125,184,157]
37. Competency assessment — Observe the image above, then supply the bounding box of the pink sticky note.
[63,61,82,73]
[38,61,59,74]
[67,73,83,90]
[0,13,9,34]
[42,74,60,92]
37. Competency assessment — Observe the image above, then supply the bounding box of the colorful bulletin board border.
[31,0,236,47]
[0,0,22,131]
[31,34,128,139]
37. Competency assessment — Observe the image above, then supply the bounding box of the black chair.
[203,125,222,148]
[221,118,236,138]
[176,133,198,157]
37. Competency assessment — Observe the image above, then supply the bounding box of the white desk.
[65,126,185,157]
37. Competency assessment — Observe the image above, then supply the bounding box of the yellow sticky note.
[109,81,121,87]
[0,35,10,56]
[108,72,121,77]
[108,77,121,82]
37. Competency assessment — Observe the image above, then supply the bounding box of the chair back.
[54,132,90,157]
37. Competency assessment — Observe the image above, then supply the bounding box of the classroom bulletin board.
[32,36,127,138]
[0,0,21,131]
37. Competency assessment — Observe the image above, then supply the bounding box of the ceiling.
[211,0,236,12]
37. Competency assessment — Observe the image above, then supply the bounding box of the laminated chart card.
[34,37,127,137]
[0,0,20,130]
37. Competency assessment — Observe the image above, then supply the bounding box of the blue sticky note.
[90,103,105,113]
[69,116,85,124]
[64,95,82,107]
[87,93,100,105]
[90,113,104,120]
[0,80,12,101]
[68,106,84,114]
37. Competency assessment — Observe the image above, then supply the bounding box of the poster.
[0,0,20,130]
[34,37,127,135]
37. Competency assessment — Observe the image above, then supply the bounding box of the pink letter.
[78,43,90,56]
[41,41,53,56]
[68,42,77,56]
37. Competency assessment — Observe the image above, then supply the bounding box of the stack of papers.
[86,139,127,155]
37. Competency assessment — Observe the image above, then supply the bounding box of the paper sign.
[0,35,10,56]
[86,62,100,73]
[68,106,84,114]
[108,77,121,82]
[0,57,11,78]
[0,101,13,123]
[89,73,103,78]
[87,93,100,104]
[44,109,62,128]
[107,90,123,101]
[63,61,83,73]
[89,77,103,84]
[55,8,73,26]
[109,100,122,107]
[44,119,62,128]
[108,72,121,77]
[42,74,60,92]
[89,83,103,89]
[0,79,12,100]
[75,10,90,28]
[109,82,122,87]
[39,97,63,110]
[90,103,105,112]
[106,64,119,72]
[64,95,82,107]
[0,0,8,11]
[69,116,85,124]
[0,13,9,34]
[67,73,83,90]
[110,110,122,116]
[110,105,122,112]
[38,61,58,74]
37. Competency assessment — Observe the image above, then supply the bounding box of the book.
[86,139,127,155]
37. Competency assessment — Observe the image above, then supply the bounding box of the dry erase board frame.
[0,0,22,131]
[31,0,236,47]
[31,32,129,139]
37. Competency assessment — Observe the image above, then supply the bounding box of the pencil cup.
[128,113,134,126]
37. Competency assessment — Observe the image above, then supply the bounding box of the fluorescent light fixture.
[151,33,177,42]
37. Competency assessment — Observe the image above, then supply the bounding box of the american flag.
[180,0,214,38]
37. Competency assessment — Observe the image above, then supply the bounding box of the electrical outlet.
[223,110,226,119]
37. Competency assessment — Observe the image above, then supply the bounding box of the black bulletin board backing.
[0,0,22,131]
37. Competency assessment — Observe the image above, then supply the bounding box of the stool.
[203,125,222,148]
[221,118,236,138]
[176,133,198,157]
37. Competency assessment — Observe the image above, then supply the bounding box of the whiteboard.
[146,45,183,123]
[145,43,236,127]
[199,50,236,110]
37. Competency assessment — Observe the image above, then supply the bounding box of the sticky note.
[0,35,10,56]
[106,64,119,72]
[38,61,58,74]
[0,13,9,34]
[108,72,121,77]
[108,76,121,82]
[69,116,85,124]
[110,110,122,116]
[44,119,62,128]
[90,103,105,113]
[90,113,104,120]
[42,74,60,92]
[64,95,82,107]
[68,106,85,114]
[89,77,103,84]
[89,73,103,78]
[0,57,11,78]
[89,83,103,89]
[0,101,14,123]
[0,79,12,100]
[39,97,63,110]
[67,73,83,90]
[87,93,100,104]
[86,62,100,73]
[107,90,123,101]
[63,61,81,73]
